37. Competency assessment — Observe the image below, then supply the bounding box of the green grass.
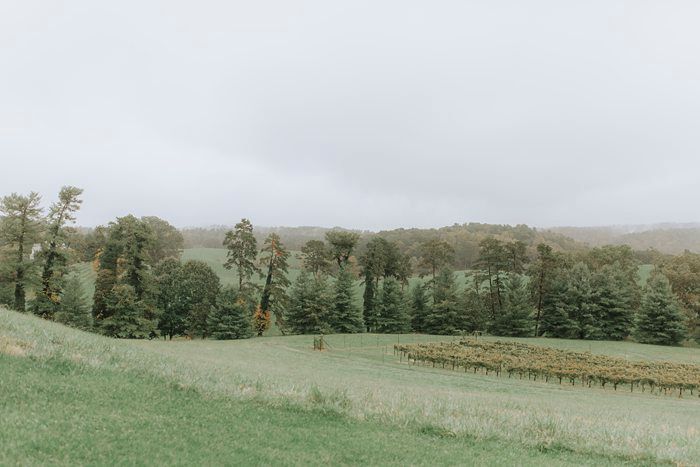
[2,308,699,465]
[4,354,620,466]
[1,310,639,466]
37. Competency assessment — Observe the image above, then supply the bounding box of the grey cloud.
[1,1,699,229]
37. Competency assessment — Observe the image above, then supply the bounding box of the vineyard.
[395,340,700,397]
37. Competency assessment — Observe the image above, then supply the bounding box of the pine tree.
[92,215,158,336]
[595,264,635,341]
[54,275,92,330]
[210,286,254,339]
[362,270,377,332]
[458,272,490,333]
[223,218,259,291]
[425,268,459,335]
[539,274,577,338]
[410,282,429,332]
[258,233,290,335]
[476,238,508,321]
[0,192,43,311]
[286,271,330,334]
[330,266,363,333]
[100,285,155,338]
[37,186,83,319]
[567,262,601,339]
[377,277,410,333]
[529,243,558,336]
[490,274,533,337]
[635,273,687,346]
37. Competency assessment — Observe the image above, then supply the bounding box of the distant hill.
[547,224,700,255]
[182,225,365,250]
[183,222,586,269]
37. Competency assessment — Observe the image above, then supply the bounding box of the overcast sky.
[1,1,699,230]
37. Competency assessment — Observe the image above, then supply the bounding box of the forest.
[1,186,698,346]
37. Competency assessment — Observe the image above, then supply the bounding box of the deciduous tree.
[142,216,184,264]
[300,240,331,278]
[325,230,360,268]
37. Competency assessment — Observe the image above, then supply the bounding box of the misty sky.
[2,1,700,230]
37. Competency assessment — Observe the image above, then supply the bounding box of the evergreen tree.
[360,237,413,330]
[459,272,489,333]
[528,243,558,336]
[258,233,290,335]
[286,271,330,334]
[100,284,155,338]
[595,264,635,341]
[504,241,528,274]
[209,286,254,339]
[0,191,43,311]
[362,270,377,332]
[490,274,533,337]
[377,277,410,333]
[92,215,157,334]
[223,218,259,290]
[0,283,13,307]
[54,274,92,330]
[330,266,363,332]
[114,215,156,301]
[635,273,687,346]
[476,238,508,321]
[410,282,429,332]
[567,262,601,339]
[425,268,460,334]
[36,186,83,319]
[539,274,577,338]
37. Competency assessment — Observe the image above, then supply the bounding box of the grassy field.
[2,308,699,465]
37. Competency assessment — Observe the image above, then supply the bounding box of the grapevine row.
[395,340,700,397]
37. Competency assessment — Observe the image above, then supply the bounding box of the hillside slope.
[2,308,699,465]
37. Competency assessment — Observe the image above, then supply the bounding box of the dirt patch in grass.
[0,336,32,357]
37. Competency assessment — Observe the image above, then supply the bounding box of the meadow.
[2,307,699,465]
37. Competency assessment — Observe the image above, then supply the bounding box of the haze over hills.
[178,221,700,256]
[547,223,700,254]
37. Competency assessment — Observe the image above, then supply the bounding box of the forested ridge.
[1,187,698,346]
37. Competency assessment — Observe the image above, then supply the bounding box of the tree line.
[0,188,695,345]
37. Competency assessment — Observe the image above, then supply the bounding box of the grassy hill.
[2,307,699,465]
